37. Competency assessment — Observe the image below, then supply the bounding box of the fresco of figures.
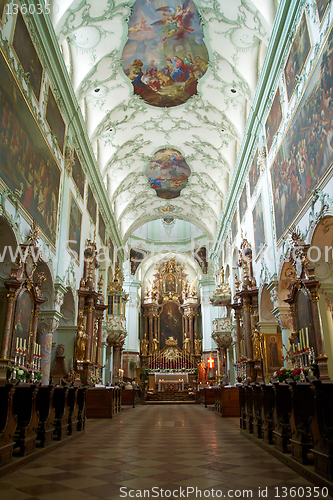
[46,87,65,153]
[87,185,97,222]
[284,13,310,102]
[316,0,330,21]
[13,12,43,100]
[145,148,191,199]
[122,0,209,107]
[72,150,85,199]
[265,87,282,152]
[271,27,333,241]
[231,211,238,240]
[252,192,266,257]
[249,150,260,197]
[239,184,248,221]
[67,193,82,261]
[0,52,61,245]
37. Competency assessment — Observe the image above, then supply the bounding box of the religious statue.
[140,333,149,356]
[188,277,197,297]
[194,334,202,356]
[183,335,190,354]
[219,266,225,284]
[252,327,263,360]
[74,320,86,362]
[152,335,159,354]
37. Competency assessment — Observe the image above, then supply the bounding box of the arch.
[259,285,275,323]
[33,261,54,312]
[59,287,76,328]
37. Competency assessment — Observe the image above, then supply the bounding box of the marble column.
[85,301,94,362]
[189,314,194,353]
[37,317,59,385]
[113,343,122,378]
[1,293,16,358]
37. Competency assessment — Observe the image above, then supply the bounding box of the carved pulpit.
[74,239,107,385]
[0,222,46,383]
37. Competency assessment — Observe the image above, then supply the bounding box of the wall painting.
[265,87,282,153]
[160,301,183,349]
[145,148,191,199]
[67,192,82,262]
[263,333,283,376]
[0,0,5,18]
[239,184,248,221]
[284,13,310,102]
[316,0,330,21]
[46,86,65,153]
[231,211,238,240]
[72,150,85,199]
[98,211,106,244]
[130,247,147,275]
[193,246,208,274]
[11,290,33,356]
[13,11,43,101]
[271,26,333,241]
[0,51,61,245]
[249,150,260,197]
[122,0,209,107]
[252,192,265,257]
[87,185,97,223]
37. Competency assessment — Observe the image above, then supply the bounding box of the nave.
[0,406,331,500]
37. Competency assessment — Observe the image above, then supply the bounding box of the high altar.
[141,258,202,389]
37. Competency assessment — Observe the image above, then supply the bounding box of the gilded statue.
[183,336,190,354]
[219,266,225,284]
[140,333,149,356]
[194,335,202,356]
[75,321,86,362]
[252,327,263,360]
[152,335,159,354]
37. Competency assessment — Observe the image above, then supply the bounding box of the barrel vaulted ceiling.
[50,0,277,242]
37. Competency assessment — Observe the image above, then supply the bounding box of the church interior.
[1,0,333,498]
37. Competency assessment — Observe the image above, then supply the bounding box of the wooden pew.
[67,387,79,436]
[199,387,215,408]
[288,380,314,464]
[272,382,292,453]
[121,388,140,408]
[12,385,39,456]
[53,386,70,440]
[238,385,246,429]
[86,387,115,418]
[0,385,17,464]
[252,384,263,439]
[220,386,240,417]
[214,386,222,414]
[35,385,55,447]
[77,387,86,431]
[260,384,275,444]
[244,385,253,433]
[310,380,333,481]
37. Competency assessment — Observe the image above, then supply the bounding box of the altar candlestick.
[299,331,303,351]
[301,329,306,351]
[16,337,19,349]
[23,338,26,351]
[19,337,22,350]
[305,327,309,349]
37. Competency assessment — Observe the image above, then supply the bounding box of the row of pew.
[86,387,121,418]
[0,384,86,466]
[214,386,240,417]
[239,379,333,481]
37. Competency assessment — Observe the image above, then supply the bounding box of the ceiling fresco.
[145,148,191,199]
[122,0,209,107]
[51,0,276,242]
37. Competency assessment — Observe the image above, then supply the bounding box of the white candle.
[301,329,306,351]
[305,327,309,349]
[16,337,19,349]
[38,344,41,356]
[23,338,26,351]
[299,331,303,351]
[19,337,22,349]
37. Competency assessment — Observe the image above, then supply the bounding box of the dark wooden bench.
[0,385,17,464]
[252,384,263,439]
[288,380,314,464]
[67,387,79,435]
[12,385,39,456]
[260,384,275,444]
[214,386,221,414]
[199,387,215,408]
[220,386,239,417]
[53,386,70,440]
[238,385,246,429]
[244,385,253,433]
[310,380,333,481]
[121,388,140,408]
[77,387,86,431]
[86,387,116,418]
[35,385,55,447]
[273,382,292,453]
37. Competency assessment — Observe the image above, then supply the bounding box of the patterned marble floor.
[0,405,331,500]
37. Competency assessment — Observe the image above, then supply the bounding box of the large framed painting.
[12,11,43,101]
[239,184,248,221]
[271,24,333,241]
[0,0,6,21]
[130,247,147,275]
[87,185,97,223]
[160,301,183,349]
[231,211,238,240]
[122,0,209,108]
[11,290,33,356]
[284,13,310,102]
[0,51,61,245]
[108,237,114,264]
[252,192,266,257]
[98,211,106,244]
[265,87,282,153]
[72,150,85,199]
[193,246,208,274]
[67,192,82,262]
[316,0,330,22]
[263,333,283,377]
[249,150,260,197]
[46,86,65,153]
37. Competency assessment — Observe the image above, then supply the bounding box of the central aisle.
[0,405,330,500]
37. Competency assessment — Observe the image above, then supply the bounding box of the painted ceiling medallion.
[122,0,209,108]
[145,148,191,199]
